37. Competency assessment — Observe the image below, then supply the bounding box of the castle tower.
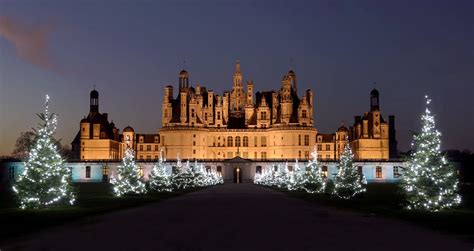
[370,87,379,111]
[233,60,242,86]
[230,60,246,116]
[179,69,189,89]
[90,89,99,114]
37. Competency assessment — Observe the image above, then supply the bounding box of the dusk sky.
[0,0,473,155]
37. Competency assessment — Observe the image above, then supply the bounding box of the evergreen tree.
[401,96,461,211]
[275,163,290,188]
[13,95,75,209]
[171,156,195,190]
[334,143,366,199]
[111,148,147,196]
[288,159,305,191]
[148,152,172,192]
[302,147,325,193]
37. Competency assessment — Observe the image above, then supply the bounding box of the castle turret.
[179,69,189,89]
[370,87,379,111]
[90,89,99,114]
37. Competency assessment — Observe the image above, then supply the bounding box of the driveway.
[4,183,472,250]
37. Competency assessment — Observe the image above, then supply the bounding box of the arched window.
[243,136,249,147]
[227,136,233,147]
[235,136,241,147]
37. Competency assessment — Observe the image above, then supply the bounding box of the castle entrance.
[233,167,242,183]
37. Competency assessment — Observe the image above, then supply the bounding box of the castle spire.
[235,59,241,74]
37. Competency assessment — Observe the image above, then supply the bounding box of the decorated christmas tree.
[13,95,76,209]
[274,163,290,189]
[111,148,147,196]
[148,151,172,192]
[171,156,195,190]
[334,143,366,199]
[401,96,461,211]
[288,159,305,191]
[302,147,325,193]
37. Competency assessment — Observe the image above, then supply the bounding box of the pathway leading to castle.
[5,184,472,250]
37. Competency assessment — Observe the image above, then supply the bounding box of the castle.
[71,61,397,163]
[2,61,402,184]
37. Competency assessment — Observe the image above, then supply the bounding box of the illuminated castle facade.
[71,61,397,163]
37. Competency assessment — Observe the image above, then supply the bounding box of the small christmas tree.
[274,163,290,189]
[13,95,75,209]
[288,159,305,191]
[302,147,325,193]
[111,148,147,196]
[171,156,195,190]
[401,96,461,211]
[148,151,172,192]
[334,143,366,199]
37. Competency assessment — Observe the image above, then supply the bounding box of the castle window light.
[85,166,91,179]
[243,136,249,147]
[302,110,307,118]
[193,134,196,138]
[261,152,267,160]
[139,145,143,151]
[298,135,302,146]
[326,144,330,151]
[304,135,309,146]
[193,141,196,146]
[103,166,109,176]
[256,166,262,174]
[261,136,267,147]
[235,136,241,147]
[254,136,258,147]
[317,144,322,151]
[393,166,400,178]
[376,166,382,178]
[317,154,322,160]
[227,136,233,147]
[322,166,328,178]
[298,151,301,159]
[147,145,151,151]
[193,149,196,154]
[305,151,309,159]
[260,111,267,120]
[155,145,159,151]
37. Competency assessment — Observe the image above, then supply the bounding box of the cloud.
[0,16,57,71]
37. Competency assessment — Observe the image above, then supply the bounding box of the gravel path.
[4,183,472,250]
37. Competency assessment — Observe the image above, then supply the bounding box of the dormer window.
[139,136,144,143]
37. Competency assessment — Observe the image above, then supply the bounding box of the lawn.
[279,183,474,242]
[0,182,199,243]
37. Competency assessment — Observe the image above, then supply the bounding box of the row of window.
[138,145,159,152]
[80,165,401,179]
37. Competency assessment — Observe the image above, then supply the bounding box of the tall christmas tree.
[302,147,325,193]
[401,96,461,211]
[148,151,172,192]
[13,95,75,209]
[111,148,147,196]
[274,163,290,189]
[334,143,366,199]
